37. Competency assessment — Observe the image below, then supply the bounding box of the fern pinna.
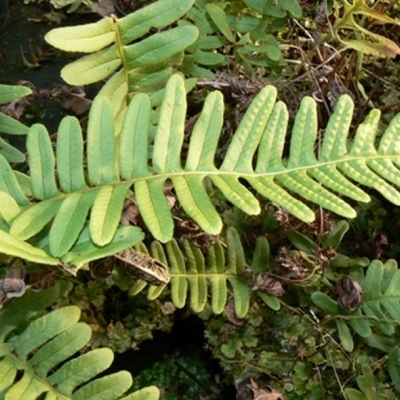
[0,84,32,163]
[0,73,400,266]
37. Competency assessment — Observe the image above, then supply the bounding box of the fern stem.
[112,15,129,105]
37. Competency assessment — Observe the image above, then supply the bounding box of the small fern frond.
[182,3,226,77]
[361,259,400,335]
[312,259,400,351]
[0,284,160,400]
[343,364,391,400]
[45,0,198,128]
[113,227,251,318]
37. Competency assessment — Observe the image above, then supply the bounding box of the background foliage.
[1,0,400,398]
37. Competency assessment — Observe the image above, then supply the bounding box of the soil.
[111,0,151,16]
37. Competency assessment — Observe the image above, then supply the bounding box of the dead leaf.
[93,0,115,16]
[121,195,140,226]
[226,296,244,326]
[253,273,284,296]
[236,378,284,400]
[49,85,91,115]
[336,276,363,310]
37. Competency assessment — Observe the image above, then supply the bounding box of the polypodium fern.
[343,364,396,400]
[312,259,400,352]
[44,0,199,129]
[1,73,400,266]
[184,0,290,75]
[0,283,160,400]
[112,226,252,318]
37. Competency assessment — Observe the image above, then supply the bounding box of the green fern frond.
[361,259,400,335]
[0,284,160,400]
[343,364,395,399]
[312,259,400,351]
[2,73,400,265]
[185,1,288,74]
[45,0,199,128]
[113,227,251,318]
[182,2,227,77]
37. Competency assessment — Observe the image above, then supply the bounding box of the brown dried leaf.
[236,379,284,400]
[174,216,218,248]
[276,247,307,281]
[121,195,140,226]
[49,85,92,115]
[90,258,114,280]
[226,296,244,326]
[336,276,363,310]
[253,273,284,296]
[25,267,56,291]
[93,0,115,16]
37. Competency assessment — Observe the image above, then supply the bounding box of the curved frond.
[2,74,400,265]
[0,284,160,400]
[121,386,160,400]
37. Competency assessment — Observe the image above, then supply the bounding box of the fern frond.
[45,0,199,128]
[124,75,400,233]
[312,259,400,351]
[113,227,252,318]
[361,259,400,335]
[0,284,160,400]
[184,1,291,76]
[182,3,226,77]
[2,74,400,265]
